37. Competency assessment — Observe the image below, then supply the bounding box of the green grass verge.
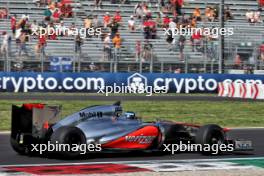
[0,100,264,131]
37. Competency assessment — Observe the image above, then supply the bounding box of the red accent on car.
[22,104,45,110]
[43,121,49,130]
[102,126,159,149]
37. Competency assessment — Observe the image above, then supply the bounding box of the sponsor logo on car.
[79,111,103,120]
[125,135,156,144]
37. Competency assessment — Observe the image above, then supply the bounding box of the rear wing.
[11,104,61,139]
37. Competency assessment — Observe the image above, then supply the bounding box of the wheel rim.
[65,132,82,146]
[210,130,224,145]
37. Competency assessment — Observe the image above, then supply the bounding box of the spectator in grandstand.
[112,33,122,61]
[10,14,17,37]
[89,62,97,71]
[92,15,99,28]
[15,28,21,54]
[31,20,39,35]
[113,11,122,24]
[128,16,136,32]
[44,7,52,21]
[190,17,197,28]
[254,9,262,23]
[17,14,29,31]
[174,68,181,73]
[103,12,111,28]
[60,3,73,18]
[94,0,102,10]
[23,23,32,41]
[234,54,242,69]
[38,30,47,57]
[142,40,153,61]
[246,10,255,23]
[155,13,162,28]
[0,32,11,56]
[143,19,151,39]
[224,6,233,21]
[75,34,83,55]
[170,0,177,17]
[52,8,61,23]
[134,3,143,20]
[179,14,189,28]
[135,40,141,61]
[213,5,219,19]
[84,15,92,29]
[169,19,176,29]
[191,30,202,52]
[166,29,174,51]
[48,1,56,13]
[18,31,29,56]
[103,33,112,61]
[260,42,264,61]
[47,22,57,40]
[163,15,170,28]
[149,19,157,39]
[177,0,184,15]
[205,6,215,22]
[110,19,119,38]
[178,35,186,61]
[142,3,151,16]
[192,7,201,21]
[246,9,262,23]
[0,8,8,19]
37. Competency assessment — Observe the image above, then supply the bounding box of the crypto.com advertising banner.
[0,72,263,93]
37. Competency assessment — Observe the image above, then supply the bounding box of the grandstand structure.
[0,0,263,73]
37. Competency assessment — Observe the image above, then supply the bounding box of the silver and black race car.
[10,102,253,158]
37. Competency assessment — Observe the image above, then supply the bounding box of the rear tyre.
[195,124,225,155]
[50,126,86,158]
[10,137,26,155]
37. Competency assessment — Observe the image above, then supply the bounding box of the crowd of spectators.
[0,0,263,69]
[0,0,74,58]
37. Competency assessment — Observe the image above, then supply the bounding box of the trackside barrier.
[218,82,264,100]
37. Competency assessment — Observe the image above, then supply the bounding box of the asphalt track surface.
[0,129,263,165]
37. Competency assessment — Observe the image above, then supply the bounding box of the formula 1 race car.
[10,102,253,158]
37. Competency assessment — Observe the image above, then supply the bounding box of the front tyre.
[195,124,225,155]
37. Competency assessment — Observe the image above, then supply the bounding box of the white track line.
[0,157,264,167]
[0,131,10,134]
